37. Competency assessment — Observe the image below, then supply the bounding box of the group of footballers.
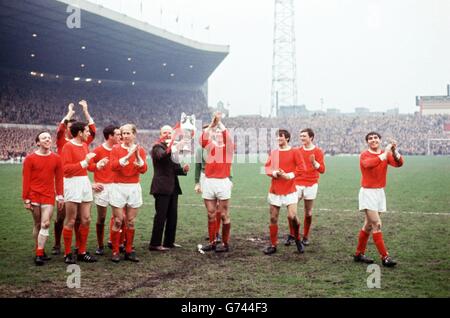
[22,105,402,268]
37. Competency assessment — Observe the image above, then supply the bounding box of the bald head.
[160,125,173,141]
[160,125,172,134]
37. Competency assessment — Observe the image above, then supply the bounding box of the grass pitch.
[0,156,449,297]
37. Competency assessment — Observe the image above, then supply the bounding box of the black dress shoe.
[164,243,182,249]
[148,245,170,252]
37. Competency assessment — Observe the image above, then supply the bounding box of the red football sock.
[269,224,278,247]
[62,227,73,256]
[96,223,104,248]
[373,232,388,258]
[303,215,312,239]
[36,247,44,257]
[355,229,370,256]
[78,224,90,255]
[74,221,81,249]
[222,223,231,245]
[111,229,120,255]
[215,210,222,237]
[208,220,216,244]
[125,228,135,254]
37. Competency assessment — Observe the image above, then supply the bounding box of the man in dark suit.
[149,125,189,251]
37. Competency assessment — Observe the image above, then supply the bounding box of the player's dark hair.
[103,125,119,140]
[277,129,290,142]
[35,131,50,143]
[70,122,88,138]
[300,128,315,141]
[365,131,381,142]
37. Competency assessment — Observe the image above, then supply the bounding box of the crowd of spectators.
[225,113,450,155]
[1,72,449,160]
[0,73,209,130]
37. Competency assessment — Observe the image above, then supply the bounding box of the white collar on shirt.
[303,144,316,151]
[279,146,292,152]
[102,143,112,151]
[368,148,382,155]
[34,150,52,156]
[70,139,83,146]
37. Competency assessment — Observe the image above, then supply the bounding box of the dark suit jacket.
[150,141,186,195]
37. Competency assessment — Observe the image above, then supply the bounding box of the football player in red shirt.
[88,125,121,255]
[61,122,97,264]
[264,129,305,255]
[110,124,148,263]
[354,132,403,267]
[287,128,325,247]
[199,113,234,253]
[53,100,96,256]
[22,131,64,265]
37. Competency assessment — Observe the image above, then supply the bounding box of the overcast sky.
[89,0,450,116]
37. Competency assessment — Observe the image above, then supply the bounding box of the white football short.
[296,183,319,200]
[110,183,143,209]
[202,177,232,201]
[93,183,113,207]
[64,176,93,203]
[267,191,298,207]
[358,187,386,212]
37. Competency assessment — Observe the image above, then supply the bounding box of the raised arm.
[57,103,75,139]
[387,141,404,168]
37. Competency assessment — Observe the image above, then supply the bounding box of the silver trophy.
[171,112,196,164]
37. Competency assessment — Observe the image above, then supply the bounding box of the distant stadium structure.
[0,0,229,126]
[416,85,450,115]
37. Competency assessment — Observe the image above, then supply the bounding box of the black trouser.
[150,194,179,247]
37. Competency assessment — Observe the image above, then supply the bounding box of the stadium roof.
[0,0,229,85]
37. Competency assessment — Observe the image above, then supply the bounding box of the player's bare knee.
[41,220,50,229]
[270,216,278,224]
[287,214,297,222]
[207,210,216,220]
[114,218,122,229]
[81,217,91,226]
[374,222,382,232]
